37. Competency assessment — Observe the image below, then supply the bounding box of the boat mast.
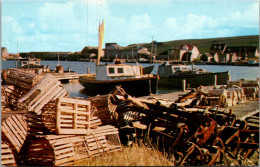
[151,36,153,62]
[15,41,19,68]
[97,19,105,66]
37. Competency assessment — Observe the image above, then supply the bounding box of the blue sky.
[1,0,259,53]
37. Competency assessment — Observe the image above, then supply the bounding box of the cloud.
[2,0,259,53]
[224,2,259,28]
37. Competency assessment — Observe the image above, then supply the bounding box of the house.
[168,44,200,62]
[81,46,98,54]
[209,44,258,63]
[104,43,151,61]
[1,47,9,59]
[104,43,134,61]
[210,43,227,54]
[200,53,213,62]
[224,46,259,60]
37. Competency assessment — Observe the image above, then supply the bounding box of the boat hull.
[79,75,159,97]
[158,71,230,89]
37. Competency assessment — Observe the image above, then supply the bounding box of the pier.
[141,90,259,120]
[47,72,84,81]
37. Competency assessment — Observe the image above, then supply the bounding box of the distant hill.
[128,35,259,54]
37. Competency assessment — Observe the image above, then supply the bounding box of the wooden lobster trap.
[1,141,17,166]
[1,113,28,155]
[17,74,68,115]
[3,69,44,90]
[22,125,121,166]
[56,97,91,134]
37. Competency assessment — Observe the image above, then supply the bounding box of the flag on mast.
[97,19,105,65]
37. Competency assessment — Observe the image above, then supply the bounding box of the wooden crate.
[4,69,44,90]
[1,85,28,110]
[41,100,101,133]
[1,141,16,166]
[1,114,28,155]
[18,74,68,114]
[26,111,50,135]
[56,97,91,134]
[22,125,121,166]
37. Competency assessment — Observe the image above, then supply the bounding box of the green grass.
[130,35,259,54]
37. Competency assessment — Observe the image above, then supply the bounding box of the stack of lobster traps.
[1,69,122,166]
[108,86,259,166]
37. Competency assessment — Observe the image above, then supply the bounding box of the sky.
[1,0,259,53]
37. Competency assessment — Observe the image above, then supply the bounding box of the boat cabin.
[17,58,42,68]
[96,64,142,81]
[157,62,209,77]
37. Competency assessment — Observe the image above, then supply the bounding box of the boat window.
[117,68,124,73]
[108,67,115,74]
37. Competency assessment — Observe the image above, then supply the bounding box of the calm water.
[2,60,259,98]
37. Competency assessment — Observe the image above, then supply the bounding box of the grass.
[136,35,259,54]
[73,142,175,166]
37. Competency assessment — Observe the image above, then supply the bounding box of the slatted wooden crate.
[1,141,17,166]
[1,85,28,110]
[87,95,115,125]
[4,69,44,90]
[18,74,68,114]
[26,111,50,135]
[1,114,28,155]
[227,87,246,103]
[22,125,121,166]
[41,100,102,133]
[243,87,258,98]
[56,97,91,134]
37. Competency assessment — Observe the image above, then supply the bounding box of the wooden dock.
[45,72,84,81]
[141,91,259,119]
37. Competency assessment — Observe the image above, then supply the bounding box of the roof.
[210,44,227,51]
[137,48,150,55]
[203,52,213,57]
[105,43,123,50]
[224,46,258,53]
[180,44,196,51]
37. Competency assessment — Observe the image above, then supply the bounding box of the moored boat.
[157,62,231,89]
[79,19,159,97]
[79,63,158,97]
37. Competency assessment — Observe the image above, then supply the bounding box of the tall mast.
[97,19,105,66]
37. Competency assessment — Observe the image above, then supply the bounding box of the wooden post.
[182,79,186,92]
[73,103,78,129]
[214,74,217,86]
[87,67,91,74]
[56,98,61,134]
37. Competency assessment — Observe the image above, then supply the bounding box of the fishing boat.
[17,58,44,68]
[79,20,159,97]
[157,61,231,89]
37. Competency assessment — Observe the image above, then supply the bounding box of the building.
[207,44,259,63]
[168,44,200,62]
[224,46,259,60]
[104,43,151,61]
[1,47,9,59]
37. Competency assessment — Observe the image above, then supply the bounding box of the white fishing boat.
[79,20,159,97]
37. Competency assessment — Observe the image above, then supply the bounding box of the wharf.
[46,72,84,81]
[141,91,259,119]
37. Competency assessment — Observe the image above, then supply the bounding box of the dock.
[141,90,259,120]
[46,72,84,81]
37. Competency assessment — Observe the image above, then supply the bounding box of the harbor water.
[2,60,259,98]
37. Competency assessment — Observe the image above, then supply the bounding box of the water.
[2,60,259,98]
